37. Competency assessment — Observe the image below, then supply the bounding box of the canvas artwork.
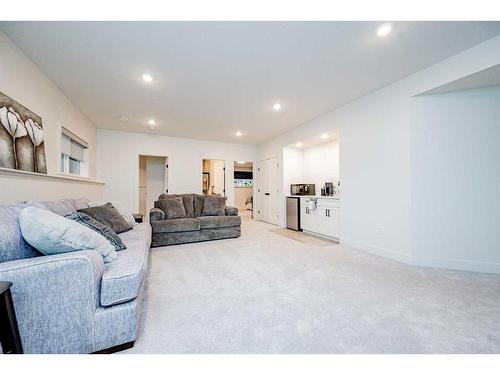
[0,90,47,174]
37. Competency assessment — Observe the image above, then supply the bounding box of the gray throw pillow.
[66,212,126,251]
[202,196,227,216]
[156,194,194,218]
[78,203,133,234]
[157,197,187,220]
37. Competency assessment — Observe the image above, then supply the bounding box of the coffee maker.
[321,182,335,196]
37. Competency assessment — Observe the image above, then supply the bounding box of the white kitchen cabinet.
[299,197,340,240]
[300,198,313,230]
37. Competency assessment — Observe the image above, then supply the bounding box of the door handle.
[264,193,270,196]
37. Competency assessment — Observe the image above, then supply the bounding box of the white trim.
[303,230,339,243]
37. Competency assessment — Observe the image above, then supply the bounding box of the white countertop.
[287,195,340,200]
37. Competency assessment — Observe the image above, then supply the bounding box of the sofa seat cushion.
[151,218,201,234]
[199,215,241,229]
[100,223,151,307]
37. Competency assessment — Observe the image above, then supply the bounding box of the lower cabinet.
[300,198,340,240]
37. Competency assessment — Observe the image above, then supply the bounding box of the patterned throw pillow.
[66,212,126,251]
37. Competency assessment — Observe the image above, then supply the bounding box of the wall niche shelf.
[0,167,105,185]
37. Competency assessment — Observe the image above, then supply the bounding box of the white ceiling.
[1,22,499,144]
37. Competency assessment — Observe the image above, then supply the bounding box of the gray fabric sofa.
[0,198,151,354]
[150,194,241,247]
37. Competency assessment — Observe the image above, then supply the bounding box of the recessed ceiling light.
[321,133,328,139]
[236,131,242,137]
[119,116,129,122]
[273,103,282,111]
[148,119,156,126]
[236,161,246,164]
[376,23,392,37]
[296,142,302,147]
[142,73,153,83]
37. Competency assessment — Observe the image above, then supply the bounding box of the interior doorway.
[234,161,253,215]
[139,155,168,219]
[202,159,225,196]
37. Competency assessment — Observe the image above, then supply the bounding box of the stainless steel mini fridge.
[286,197,301,231]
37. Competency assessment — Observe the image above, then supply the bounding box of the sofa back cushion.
[194,194,205,217]
[202,196,227,216]
[157,194,195,218]
[157,197,187,220]
[27,198,77,216]
[74,197,90,210]
[0,202,41,263]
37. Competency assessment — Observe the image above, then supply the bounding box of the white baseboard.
[410,254,500,275]
[340,237,500,275]
[340,238,412,265]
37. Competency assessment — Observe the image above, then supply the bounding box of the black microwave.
[290,184,315,196]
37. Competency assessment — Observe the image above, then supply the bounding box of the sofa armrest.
[0,250,105,353]
[225,206,238,216]
[150,207,165,222]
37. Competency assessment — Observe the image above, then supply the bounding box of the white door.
[257,157,280,225]
[145,156,167,216]
[256,160,266,222]
[211,160,225,196]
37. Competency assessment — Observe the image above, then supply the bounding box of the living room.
[1,1,500,373]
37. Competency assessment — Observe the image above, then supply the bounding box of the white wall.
[410,87,500,273]
[302,141,340,191]
[96,129,256,213]
[283,147,304,192]
[234,187,253,211]
[257,35,500,272]
[0,30,102,203]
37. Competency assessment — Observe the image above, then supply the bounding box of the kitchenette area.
[283,132,341,241]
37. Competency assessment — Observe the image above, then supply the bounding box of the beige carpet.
[269,227,337,247]
[124,215,500,353]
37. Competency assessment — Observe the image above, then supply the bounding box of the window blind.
[61,127,88,162]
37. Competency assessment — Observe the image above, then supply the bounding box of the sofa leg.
[92,341,135,354]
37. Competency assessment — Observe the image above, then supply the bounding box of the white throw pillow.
[88,201,136,226]
[19,206,118,263]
